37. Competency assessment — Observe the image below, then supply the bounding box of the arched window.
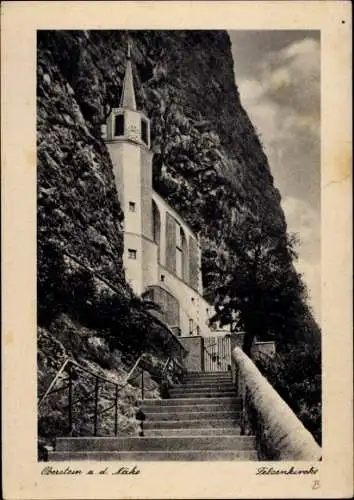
[114,113,125,137]
[176,225,188,281]
[141,118,148,145]
[181,227,188,281]
[189,236,199,290]
[152,200,161,261]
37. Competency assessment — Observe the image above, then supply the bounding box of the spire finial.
[120,38,136,110]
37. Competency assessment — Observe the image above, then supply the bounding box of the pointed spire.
[120,39,137,110]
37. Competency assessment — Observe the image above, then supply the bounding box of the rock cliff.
[37,30,285,301]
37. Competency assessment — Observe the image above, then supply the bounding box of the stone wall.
[146,285,180,327]
[156,265,222,337]
[251,341,276,360]
[179,336,204,372]
[232,347,321,461]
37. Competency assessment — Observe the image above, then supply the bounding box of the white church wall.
[106,143,125,207]
[121,143,143,234]
[142,237,159,290]
[140,147,153,241]
[152,191,201,290]
[124,232,144,295]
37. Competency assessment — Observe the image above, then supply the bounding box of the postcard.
[2,1,352,498]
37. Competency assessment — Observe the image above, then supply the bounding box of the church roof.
[120,41,137,110]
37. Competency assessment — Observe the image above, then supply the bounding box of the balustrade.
[232,347,321,461]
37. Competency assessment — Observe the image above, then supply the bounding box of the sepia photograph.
[2,2,352,499]
[37,28,321,462]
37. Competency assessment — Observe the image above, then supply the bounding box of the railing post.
[235,363,239,396]
[93,376,99,436]
[141,369,144,400]
[135,409,146,437]
[114,385,118,436]
[68,363,73,434]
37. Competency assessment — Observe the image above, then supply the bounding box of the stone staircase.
[49,371,258,461]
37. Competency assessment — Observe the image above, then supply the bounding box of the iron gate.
[202,335,231,372]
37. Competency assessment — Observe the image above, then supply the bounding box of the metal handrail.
[38,351,184,438]
[38,358,71,408]
[38,352,157,405]
[161,357,172,377]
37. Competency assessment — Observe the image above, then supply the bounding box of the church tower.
[104,42,155,294]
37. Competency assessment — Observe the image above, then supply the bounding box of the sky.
[229,31,321,324]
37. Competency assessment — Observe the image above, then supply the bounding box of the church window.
[196,325,200,336]
[176,247,183,278]
[176,225,182,248]
[160,274,165,282]
[175,225,188,281]
[189,319,194,335]
[152,201,161,245]
[141,118,148,145]
[176,225,185,279]
[115,114,125,137]
[128,249,137,259]
[129,201,136,212]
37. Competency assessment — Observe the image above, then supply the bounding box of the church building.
[102,46,229,339]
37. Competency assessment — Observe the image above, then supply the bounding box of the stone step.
[171,386,235,393]
[183,374,233,379]
[141,409,240,421]
[143,418,240,430]
[186,371,230,376]
[49,449,258,461]
[169,390,236,398]
[184,375,232,379]
[140,396,240,407]
[177,383,235,390]
[144,427,242,437]
[184,375,232,382]
[56,435,255,452]
[141,402,242,413]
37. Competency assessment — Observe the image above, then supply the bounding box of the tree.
[213,213,308,355]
